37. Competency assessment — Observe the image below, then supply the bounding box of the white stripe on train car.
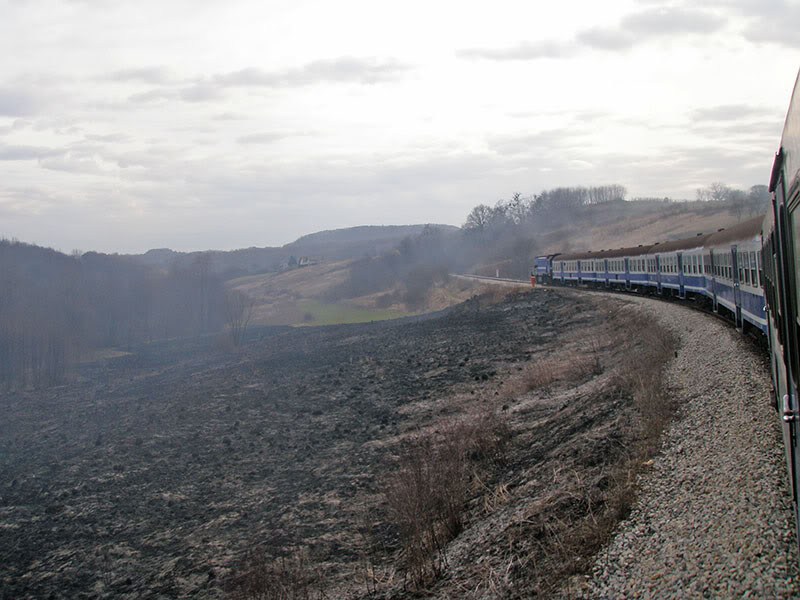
[742,308,768,326]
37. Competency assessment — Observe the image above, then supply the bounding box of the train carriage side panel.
[765,68,800,552]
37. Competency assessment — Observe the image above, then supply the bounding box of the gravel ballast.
[567,295,800,598]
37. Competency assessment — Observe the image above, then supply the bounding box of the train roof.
[554,250,598,261]
[556,244,654,261]
[648,232,714,253]
[705,216,763,247]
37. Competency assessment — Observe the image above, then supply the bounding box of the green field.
[293,300,414,326]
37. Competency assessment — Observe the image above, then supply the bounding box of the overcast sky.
[1,0,798,253]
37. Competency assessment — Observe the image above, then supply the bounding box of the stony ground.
[562,292,800,599]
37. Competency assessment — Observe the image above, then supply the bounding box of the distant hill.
[291,224,457,246]
[128,224,457,280]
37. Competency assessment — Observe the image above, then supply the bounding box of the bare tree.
[728,189,748,221]
[225,290,255,346]
[698,182,732,202]
[747,185,770,216]
[463,204,494,232]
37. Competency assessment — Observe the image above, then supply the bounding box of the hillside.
[535,199,756,255]
[227,259,497,326]
[130,224,455,280]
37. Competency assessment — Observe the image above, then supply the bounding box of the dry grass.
[381,409,510,590]
[455,304,681,598]
[225,548,326,600]
[612,310,679,449]
[501,344,603,399]
[518,309,679,596]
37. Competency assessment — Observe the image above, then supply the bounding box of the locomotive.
[532,69,800,547]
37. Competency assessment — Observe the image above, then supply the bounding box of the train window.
[739,254,745,283]
[752,251,759,287]
[744,253,751,285]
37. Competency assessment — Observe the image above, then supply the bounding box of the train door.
[625,258,631,290]
[732,247,743,329]
[678,252,685,299]
[656,255,662,294]
[604,259,610,288]
[710,250,718,312]
[776,160,800,540]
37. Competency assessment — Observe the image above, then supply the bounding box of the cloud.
[39,153,105,175]
[129,88,174,103]
[215,57,411,87]
[460,6,726,60]
[236,132,289,145]
[734,0,800,48]
[621,7,725,36]
[85,132,131,143]
[213,112,249,121]
[100,67,176,84]
[691,104,774,122]
[0,87,45,116]
[179,81,226,102]
[487,130,577,155]
[0,144,60,161]
[457,41,575,61]
[0,119,31,135]
[0,185,60,218]
[576,27,636,50]
[121,57,408,107]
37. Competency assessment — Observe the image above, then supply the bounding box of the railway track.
[458,272,767,347]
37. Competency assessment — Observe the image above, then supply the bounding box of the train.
[532,69,800,547]
[533,215,765,335]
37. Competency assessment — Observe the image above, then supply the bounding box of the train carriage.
[765,69,800,548]
[646,234,714,299]
[704,218,765,332]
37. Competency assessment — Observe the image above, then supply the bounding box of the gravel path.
[568,294,800,599]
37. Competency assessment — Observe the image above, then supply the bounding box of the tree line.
[696,183,769,219]
[0,239,229,390]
